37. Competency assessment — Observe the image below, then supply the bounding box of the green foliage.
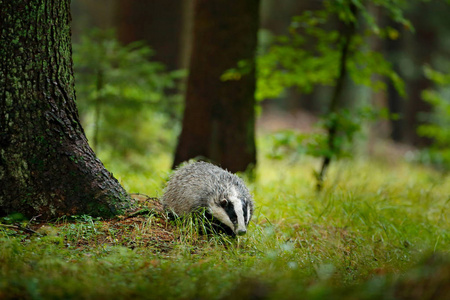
[328,0,412,30]
[417,66,450,171]
[245,0,410,186]
[255,0,405,101]
[223,2,412,181]
[0,213,27,224]
[1,154,449,299]
[73,29,185,170]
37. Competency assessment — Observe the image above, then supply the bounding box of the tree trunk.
[0,0,131,219]
[116,0,185,71]
[403,12,434,147]
[173,0,260,173]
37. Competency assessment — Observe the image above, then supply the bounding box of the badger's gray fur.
[161,161,254,236]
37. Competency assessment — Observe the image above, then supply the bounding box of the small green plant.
[417,65,450,171]
[267,107,389,162]
[58,215,102,245]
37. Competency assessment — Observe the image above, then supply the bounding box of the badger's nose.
[236,229,247,236]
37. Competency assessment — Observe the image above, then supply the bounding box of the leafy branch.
[256,0,409,190]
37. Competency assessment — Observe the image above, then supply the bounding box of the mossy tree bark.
[172,0,259,173]
[0,0,131,218]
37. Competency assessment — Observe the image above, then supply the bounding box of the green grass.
[1,152,449,299]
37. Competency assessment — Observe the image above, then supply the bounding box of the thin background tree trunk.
[0,0,130,218]
[316,4,357,191]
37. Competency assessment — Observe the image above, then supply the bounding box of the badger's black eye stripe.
[224,200,238,224]
[242,199,248,224]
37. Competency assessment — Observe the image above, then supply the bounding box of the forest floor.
[1,194,176,253]
[1,149,449,299]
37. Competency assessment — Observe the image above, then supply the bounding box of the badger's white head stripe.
[228,188,247,235]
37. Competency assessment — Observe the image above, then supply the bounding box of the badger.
[161,161,254,236]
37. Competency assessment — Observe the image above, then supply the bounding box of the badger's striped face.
[209,187,251,236]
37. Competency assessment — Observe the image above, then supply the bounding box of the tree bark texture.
[0,0,131,218]
[173,0,259,173]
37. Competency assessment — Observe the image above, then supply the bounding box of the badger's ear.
[220,199,228,207]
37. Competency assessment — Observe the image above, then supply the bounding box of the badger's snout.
[236,229,247,236]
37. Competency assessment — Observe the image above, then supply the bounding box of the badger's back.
[162,161,237,214]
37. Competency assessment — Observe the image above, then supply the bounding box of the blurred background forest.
[70,0,450,177]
